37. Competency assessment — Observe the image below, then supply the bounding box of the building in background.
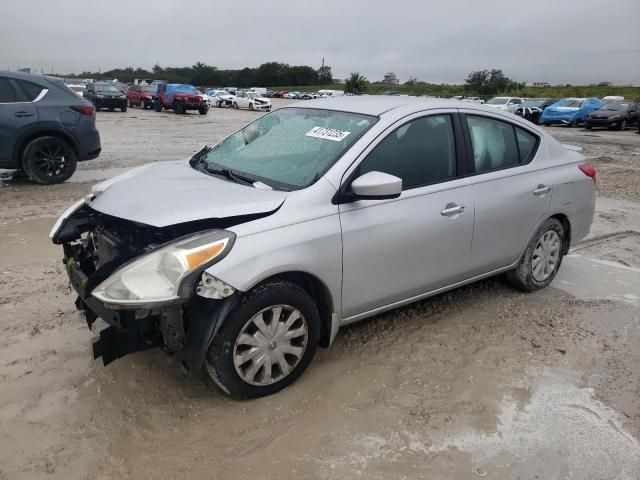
[382,72,399,85]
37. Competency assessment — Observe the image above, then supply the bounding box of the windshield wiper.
[189,146,212,168]
[202,166,258,186]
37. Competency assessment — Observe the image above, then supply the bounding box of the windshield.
[96,84,121,93]
[195,108,376,190]
[556,99,584,108]
[247,92,261,99]
[487,97,508,105]
[600,103,628,111]
[141,85,156,93]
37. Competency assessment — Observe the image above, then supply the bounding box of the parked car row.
[480,94,640,130]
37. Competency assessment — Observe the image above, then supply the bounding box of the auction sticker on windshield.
[306,126,351,142]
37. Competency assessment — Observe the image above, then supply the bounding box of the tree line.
[63,61,333,87]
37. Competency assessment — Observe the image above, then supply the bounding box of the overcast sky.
[2,0,639,85]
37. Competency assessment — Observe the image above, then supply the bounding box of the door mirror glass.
[351,171,402,200]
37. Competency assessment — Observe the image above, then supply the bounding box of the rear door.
[0,77,39,164]
[460,110,553,274]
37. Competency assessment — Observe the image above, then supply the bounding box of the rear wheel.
[109,107,114,112]
[617,119,627,131]
[205,281,320,399]
[507,218,565,292]
[22,136,77,185]
[154,100,162,112]
[585,124,593,130]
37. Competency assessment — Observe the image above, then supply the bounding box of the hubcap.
[233,305,308,386]
[34,142,68,178]
[532,230,561,282]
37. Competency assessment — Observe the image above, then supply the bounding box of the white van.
[318,89,345,97]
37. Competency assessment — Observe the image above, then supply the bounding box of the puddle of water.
[0,217,60,266]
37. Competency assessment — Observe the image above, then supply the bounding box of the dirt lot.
[1,101,640,479]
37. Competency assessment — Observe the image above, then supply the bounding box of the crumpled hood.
[88,160,286,227]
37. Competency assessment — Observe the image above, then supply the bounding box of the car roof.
[0,69,58,86]
[286,96,490,117]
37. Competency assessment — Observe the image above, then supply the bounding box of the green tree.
[317,64,333,84]
[464,69,520,96]
[345,72,368,94]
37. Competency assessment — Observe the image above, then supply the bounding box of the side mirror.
[350,171,402,200]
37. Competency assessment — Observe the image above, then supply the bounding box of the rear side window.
[515,127,537,163]
[465,115,538,173]
[357,114,457,189]
[0,78,18,102]
[15,80,44,101]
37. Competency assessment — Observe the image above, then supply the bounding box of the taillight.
[579,164,596,184]
[71,105,94,116]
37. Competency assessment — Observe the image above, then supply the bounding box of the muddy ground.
[1,101,640,479]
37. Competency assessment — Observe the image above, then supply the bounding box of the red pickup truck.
[152,83,208,115]
[126,84,157,109]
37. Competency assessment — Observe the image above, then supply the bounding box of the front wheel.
[585,124,593,130]
[617,119,627,131]
[507,218,565,292]
[205,281,320,399]
[174,102,184,114]
[249,103,254,111]
[233,101,238,109]
[121,105,127,112]
[199,106,208,115]
[21,136,77,185]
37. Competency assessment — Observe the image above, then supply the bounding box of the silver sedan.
[52,97,596,398]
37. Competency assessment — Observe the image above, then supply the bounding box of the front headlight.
[91,230,234,306]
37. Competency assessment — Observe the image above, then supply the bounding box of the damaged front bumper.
[54,203,240,372]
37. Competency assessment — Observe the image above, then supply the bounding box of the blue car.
[539,97,603,127]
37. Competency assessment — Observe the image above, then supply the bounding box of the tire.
[543,122,550,126]
[109,107,114,112]
[121,105,127,112]
[217,101,222,108]
[249,103,254,111]
[174,102,184,114]
[154,101,162,112]
[94,101,100,112]
[233,101,238,109]
[617,119,627,131]
[585,124,593,130]
[140,99,146,109]
[205,281,320,399]
[506,218,565,292]
[127,99,133,107]
[21,136,77,185]
[199,106,208,115]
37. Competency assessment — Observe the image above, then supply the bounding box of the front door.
[339,112,475,319]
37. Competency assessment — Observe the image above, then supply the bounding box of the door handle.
[441,203,465,216]
[533,185,551,196]
[14,111,34,117]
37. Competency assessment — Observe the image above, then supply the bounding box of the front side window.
[356,114,457,190]
[0,78,18,103]
[195,108,376,190]
[466,115,538,173]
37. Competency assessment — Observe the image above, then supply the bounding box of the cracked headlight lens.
[92,230,234,306]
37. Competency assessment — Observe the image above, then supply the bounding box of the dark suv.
[0,70,101,184]
[84,82,128,112]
